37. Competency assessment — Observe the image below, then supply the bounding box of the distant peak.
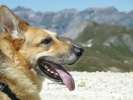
[86,6,118,13]
[14,6,33,12]
[104,6,118,12]
[59,8,78,13]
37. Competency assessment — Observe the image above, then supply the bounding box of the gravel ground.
[40,72,133,100]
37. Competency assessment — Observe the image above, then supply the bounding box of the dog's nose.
[73,45,84,57]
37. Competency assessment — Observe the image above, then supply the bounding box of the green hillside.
[71,22,133,72]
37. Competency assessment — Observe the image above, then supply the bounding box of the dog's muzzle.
[35,38,84,91]
[73,44,84,57]
[62,44,84,65]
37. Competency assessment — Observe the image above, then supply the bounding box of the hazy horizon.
[0,0,132,12]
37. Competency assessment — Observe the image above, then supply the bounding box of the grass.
[69,22,133,72]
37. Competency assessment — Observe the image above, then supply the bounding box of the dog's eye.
[41,37,52,44]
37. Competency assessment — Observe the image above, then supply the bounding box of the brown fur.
[0,5,78,100]
[0,32,42,100]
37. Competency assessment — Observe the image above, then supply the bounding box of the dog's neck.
[0,38,43,92]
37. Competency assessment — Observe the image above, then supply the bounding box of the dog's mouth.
[37,59,75,91]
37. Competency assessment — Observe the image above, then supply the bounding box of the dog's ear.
[0,5,29,50]
[0,5,29,38]
[12,20,29,50]
[18,20,29,32]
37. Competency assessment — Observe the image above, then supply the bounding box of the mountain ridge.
[13,6,133,39]
[11,6,133,72]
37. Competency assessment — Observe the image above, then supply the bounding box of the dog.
[0,5,84,100]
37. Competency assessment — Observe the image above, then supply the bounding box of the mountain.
[74,22,133,72]
[13,6,133,72]
[13,6,133,39]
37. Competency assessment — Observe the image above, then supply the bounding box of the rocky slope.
[74,22,133,72]
[13,6,133,39]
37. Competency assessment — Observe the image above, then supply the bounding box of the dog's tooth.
[55,73,58,76]
[47,69,50,71]
[50,71,54,74]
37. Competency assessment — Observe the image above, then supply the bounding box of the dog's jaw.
[36,58,75,91]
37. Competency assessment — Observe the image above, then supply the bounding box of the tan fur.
[0,33,42,100]
[0,5,75,100]
[0,28,72,100]
[20,27,72,62]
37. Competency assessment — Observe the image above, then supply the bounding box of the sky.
[0,0,133,12]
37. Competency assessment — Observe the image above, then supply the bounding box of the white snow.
[40,71,133,100]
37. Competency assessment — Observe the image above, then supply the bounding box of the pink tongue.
[56,69,75,91]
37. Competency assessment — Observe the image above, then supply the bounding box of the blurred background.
[1,0,133,72]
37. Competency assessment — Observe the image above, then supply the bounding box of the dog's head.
[20,27,84,91]
[0,5,84,91]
